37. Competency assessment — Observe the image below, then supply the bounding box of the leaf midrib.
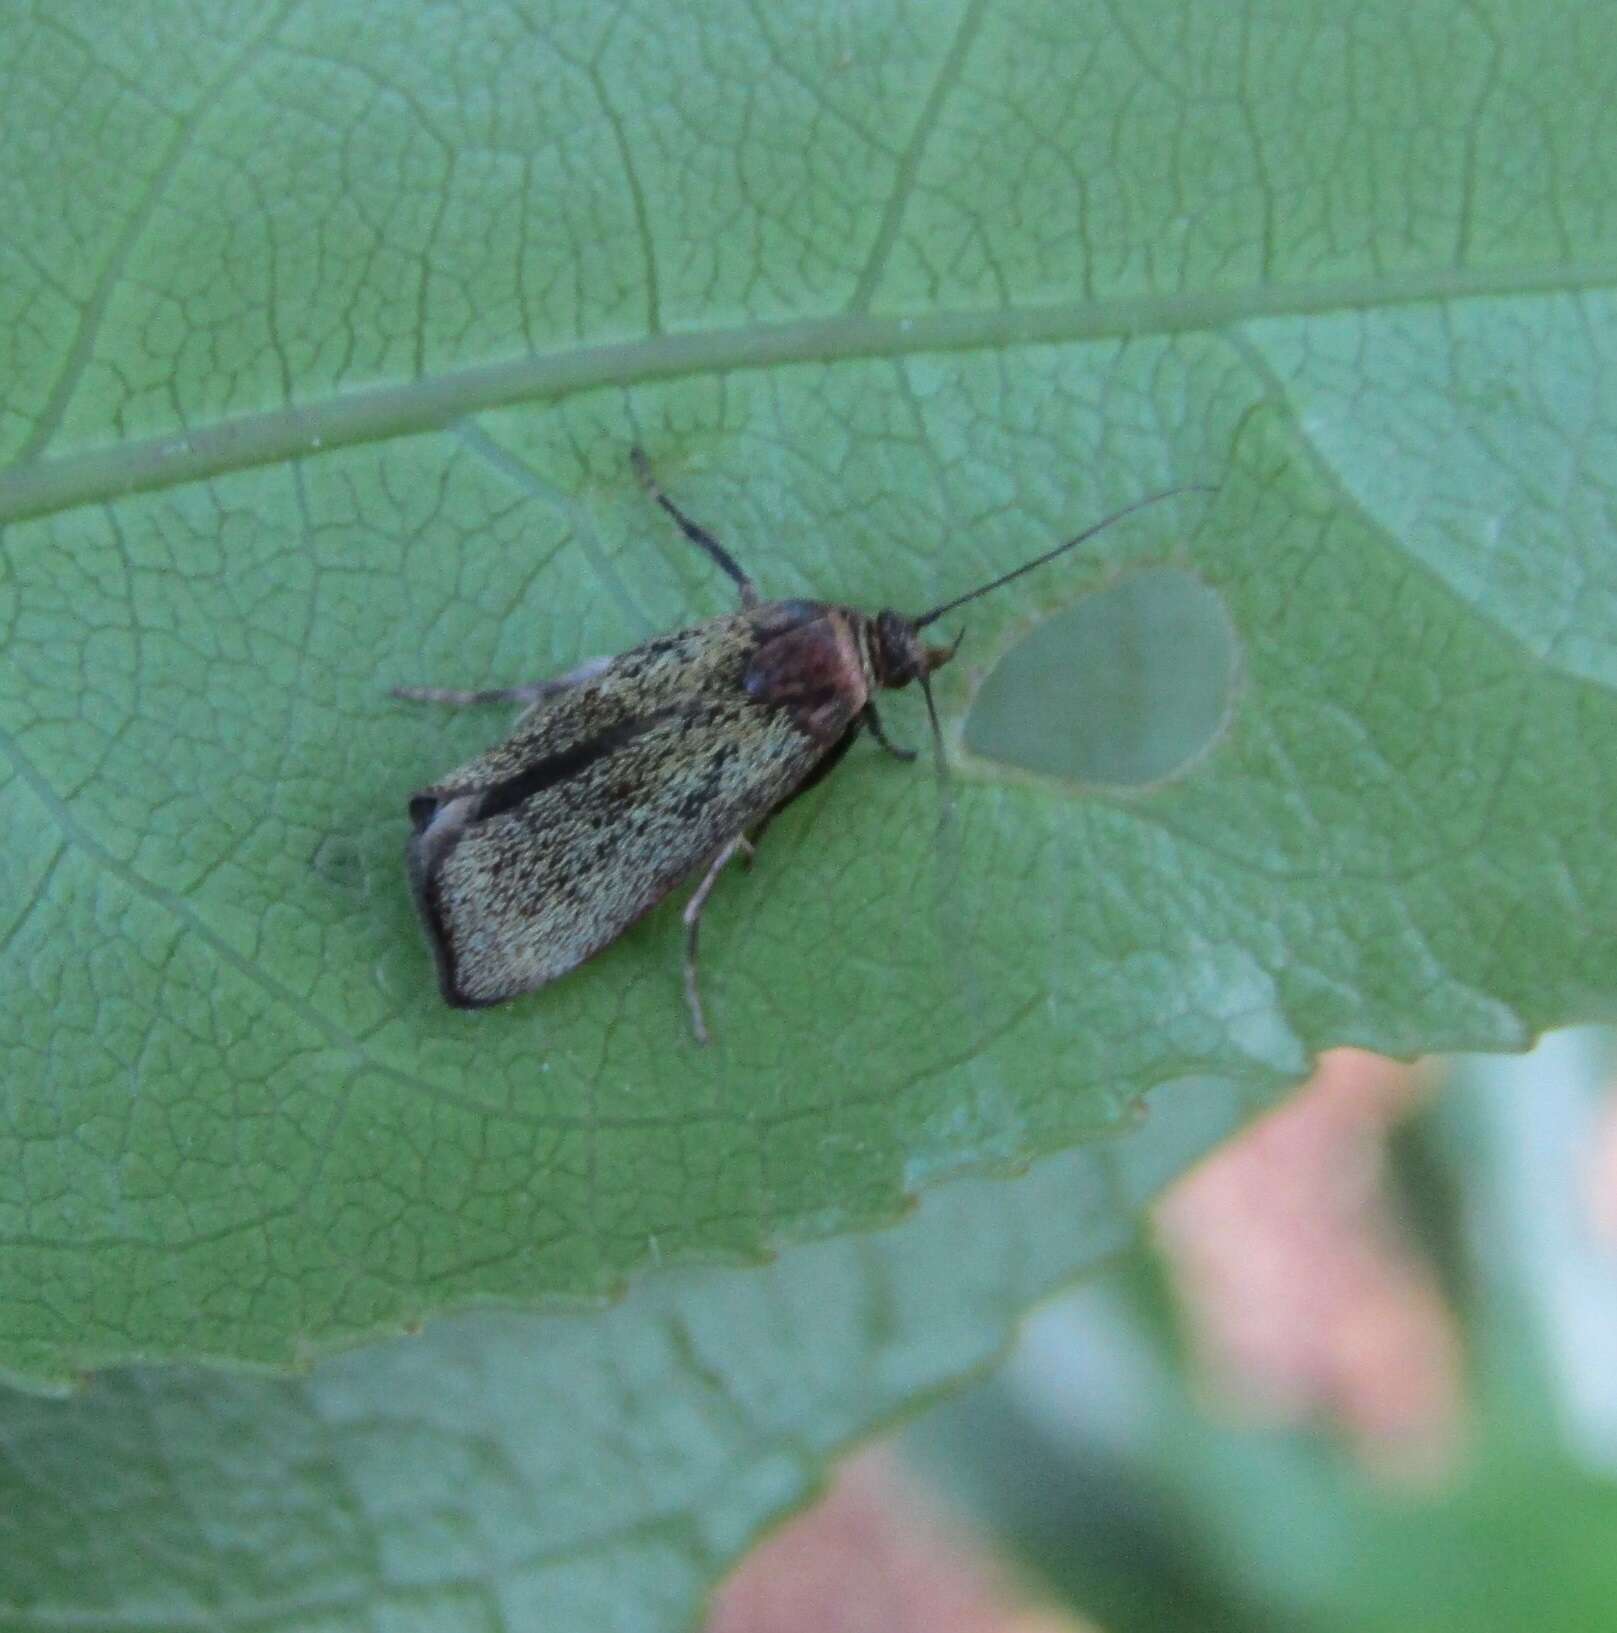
[3,256,1613,528]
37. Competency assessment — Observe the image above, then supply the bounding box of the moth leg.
[630,447,760,610]
[682,834,756,1046]
[861,702,917,762]
[391,655,611,709]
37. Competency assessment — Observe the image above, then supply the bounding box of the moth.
[397,450,1202,1043]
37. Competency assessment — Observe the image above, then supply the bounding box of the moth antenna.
[912,484,1216,630]
[917,666,981,1036]
[918,671,955,828]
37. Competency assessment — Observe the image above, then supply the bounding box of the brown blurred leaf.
[707,1448,1089,1633]
[1153,1049,1463,1484]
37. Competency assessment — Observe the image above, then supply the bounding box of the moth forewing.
[404,606,843,1021]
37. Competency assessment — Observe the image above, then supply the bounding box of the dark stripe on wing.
[475,712,673,823]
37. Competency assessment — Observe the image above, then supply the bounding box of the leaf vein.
[13,0,304,463]
[4,259,1616,528]
[846,0,989,313]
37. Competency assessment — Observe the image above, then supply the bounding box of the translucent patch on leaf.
[962,568,1238,788]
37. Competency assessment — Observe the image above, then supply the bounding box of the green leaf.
[0,1079,1242,1627]
[4,0,1617,1379]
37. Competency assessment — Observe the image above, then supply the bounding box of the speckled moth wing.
[406,606,842,1007]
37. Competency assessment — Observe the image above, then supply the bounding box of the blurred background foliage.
[719,1035,1617,1633]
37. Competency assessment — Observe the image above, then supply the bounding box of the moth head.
[869,609,962,786]
[872,609,962,691]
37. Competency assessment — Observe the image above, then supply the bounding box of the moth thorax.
[872,608,956,689]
